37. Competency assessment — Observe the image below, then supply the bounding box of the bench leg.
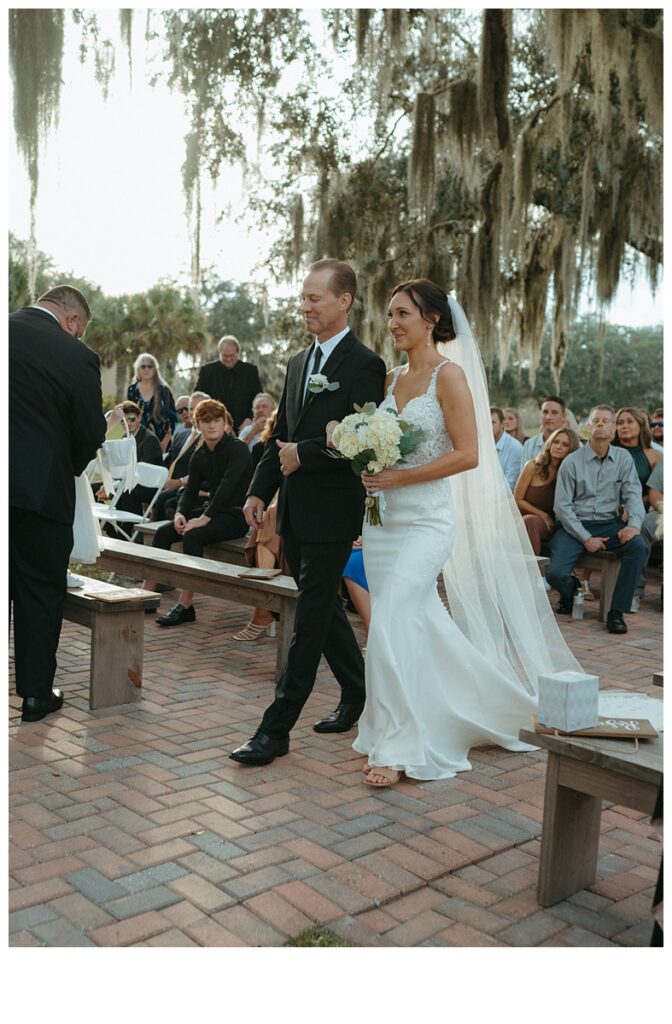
[598,564,620,622]
[537,752,603,907]
[274,597,296,684]
[89,610,145,710]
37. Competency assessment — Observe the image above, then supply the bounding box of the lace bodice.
[381,360,454,468]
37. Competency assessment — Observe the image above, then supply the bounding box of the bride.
[353,279,581,787]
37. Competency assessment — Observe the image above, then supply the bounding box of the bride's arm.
[362,363,478,490]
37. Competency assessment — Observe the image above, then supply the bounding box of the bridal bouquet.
[328,403,424,525]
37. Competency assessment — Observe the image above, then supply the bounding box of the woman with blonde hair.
[613,407,662,506]
[503,407,527,445]
[127,352,177,453]
[514,427,580,554]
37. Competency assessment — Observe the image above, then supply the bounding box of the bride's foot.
[364,765,402,788]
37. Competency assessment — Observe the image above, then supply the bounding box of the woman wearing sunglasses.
[127,353,178,454]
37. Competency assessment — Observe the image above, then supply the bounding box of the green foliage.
[287,927,349,947]
[487,316,663,418]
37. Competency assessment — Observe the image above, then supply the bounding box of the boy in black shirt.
[154,398,251,626]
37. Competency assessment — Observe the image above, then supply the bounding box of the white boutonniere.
[307,373,340,395]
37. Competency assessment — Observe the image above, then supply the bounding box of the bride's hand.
[325,420,339,449]
[361,468,401,492]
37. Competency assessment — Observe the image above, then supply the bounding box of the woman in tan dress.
[514,427,580,554]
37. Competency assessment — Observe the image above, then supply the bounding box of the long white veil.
[438,297,581,696]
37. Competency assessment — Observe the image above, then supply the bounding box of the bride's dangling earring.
[426,328,433,347]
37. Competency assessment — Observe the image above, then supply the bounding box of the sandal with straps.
[364,765,402,788]
[233,621,274,641]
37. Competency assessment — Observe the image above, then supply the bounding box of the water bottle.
[572,589,585,620]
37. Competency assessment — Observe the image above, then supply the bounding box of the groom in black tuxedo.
[230,259,386,765]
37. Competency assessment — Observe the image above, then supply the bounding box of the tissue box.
[537,670,600,732]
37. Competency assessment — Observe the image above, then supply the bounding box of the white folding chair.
[93,461,169,542]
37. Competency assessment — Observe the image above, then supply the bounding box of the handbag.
[97,414,137,497]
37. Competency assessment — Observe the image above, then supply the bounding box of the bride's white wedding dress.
[353,361,538,780]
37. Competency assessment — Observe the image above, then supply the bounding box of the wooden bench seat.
[96,538,297,683]
[134,521,251,567]
[519,726,663,906]
[63,578,160,710]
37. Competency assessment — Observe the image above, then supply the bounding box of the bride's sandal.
[364,766,401,788]
[233,621,273,641]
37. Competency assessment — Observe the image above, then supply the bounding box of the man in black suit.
[194,335,262,434]
[9,285,107,722]
[230,259,387,766]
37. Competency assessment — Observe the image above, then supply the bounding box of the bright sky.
[7,6,664,328]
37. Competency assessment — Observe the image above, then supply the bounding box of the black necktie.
[303,345,323,403]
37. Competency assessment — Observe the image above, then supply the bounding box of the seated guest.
[514,428,580,554]
[153,399,252,627]
[97,400,163,538]
[233,490,283,641]
[250,409,277,473]
[491,406,523,490]
[548,405,647,634]
[503,408,527,444]
[152,390,209,522]
[632,457,663,611]
[650,408,663,451]
[342,537,370,645]
[238,393,277,450]
[172,394,192,437]
[613,406,662,506]
[522,395,567,462]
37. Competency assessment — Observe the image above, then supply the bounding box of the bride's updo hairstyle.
[390,279,456,343]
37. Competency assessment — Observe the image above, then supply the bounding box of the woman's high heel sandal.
[233,621,274,641]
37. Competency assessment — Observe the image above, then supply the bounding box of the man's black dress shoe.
[21,688,64,723]
[156,603,196,627]
[229,733,289,766]
[607,610,628,634]
[556,576,579,615]
[313,702,364,733]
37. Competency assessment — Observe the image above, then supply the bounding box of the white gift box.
[537,670,600,732]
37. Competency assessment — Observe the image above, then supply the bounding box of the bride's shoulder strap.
[429,359,453,393]
[387,365,405,393]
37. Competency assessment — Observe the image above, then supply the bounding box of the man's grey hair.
[217,335,240,353]
[589,404,616,423]
[253,392,276,407]
[190,390,209,404]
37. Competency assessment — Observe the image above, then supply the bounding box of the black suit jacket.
[194,359,263,432]
[9,307,107,524]
[249,331,387,543]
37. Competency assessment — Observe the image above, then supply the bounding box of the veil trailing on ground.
[438,297,581,697]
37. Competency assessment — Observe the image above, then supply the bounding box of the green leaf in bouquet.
[353,401,378,417]
[398,425,424,456]
[352,449,377,475]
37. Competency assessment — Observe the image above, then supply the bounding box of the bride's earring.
[426,328,433,347]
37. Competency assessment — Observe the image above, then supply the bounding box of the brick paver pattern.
[9,569,663,947]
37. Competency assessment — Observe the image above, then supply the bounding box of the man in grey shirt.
[548,404,647,634]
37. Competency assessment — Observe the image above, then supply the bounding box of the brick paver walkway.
[9,570,663,947]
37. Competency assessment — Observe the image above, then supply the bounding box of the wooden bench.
[519,726,663,907]
[574,551,621,622]
[96,538,297,683]
[134,521,251,567]
[541,544,621,622]
[63,578,160,710]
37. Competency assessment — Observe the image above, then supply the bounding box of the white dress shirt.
[301,327,350,403]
